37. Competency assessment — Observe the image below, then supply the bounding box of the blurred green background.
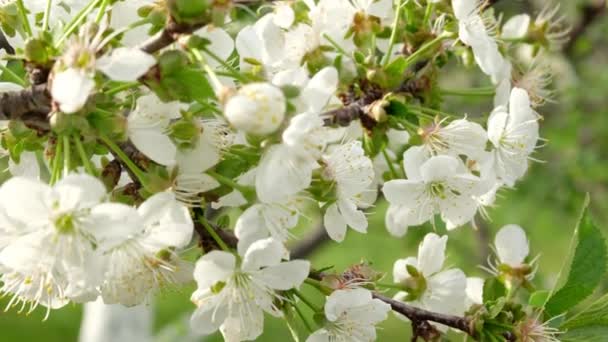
[1,0,607,341]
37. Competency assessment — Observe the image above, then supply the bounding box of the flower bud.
[168,0,210,25]
[24,38,50,64]
[368,99,389,123]
[224,83,286,136]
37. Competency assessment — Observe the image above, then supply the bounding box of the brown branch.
[290,225,330,259]
[564,0,607,55]
[138,20,204,54]
[0,84,51,120]
[0,16,207,124]
[373,293,474,337]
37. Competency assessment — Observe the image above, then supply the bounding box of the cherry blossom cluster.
[0,0,570,341]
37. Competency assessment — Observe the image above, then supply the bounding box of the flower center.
[54,213,76,234]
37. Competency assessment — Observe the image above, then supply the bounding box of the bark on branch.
[0,84,50,120]
[373,293,474,337]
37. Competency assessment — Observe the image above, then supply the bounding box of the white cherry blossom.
[487,87,539,186]
[190,238,310,341]
[307,288,391,342]
[383,154,490,230]
[322,141,374,242]
[51,24,155,113]
[127,93,183,166]
[0,174,134,314]
[100,192,194,306]
[392,233,467,327]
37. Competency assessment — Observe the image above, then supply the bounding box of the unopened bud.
[224,83,286,136]
[368,99,389,123]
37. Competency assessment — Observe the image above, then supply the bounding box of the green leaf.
[545,196,607,317]
[162,67,215,103]
[383,56,408,88]
[561,326,608,342]
[483,278,506,303]
[529,290,550,309]
[562,293,608,330]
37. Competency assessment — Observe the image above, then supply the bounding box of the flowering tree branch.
[373,293,474,339]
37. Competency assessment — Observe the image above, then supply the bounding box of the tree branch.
[290,225,330,259]
[564,0,606,55]
[373,293,474,337]
[0,84,50,120]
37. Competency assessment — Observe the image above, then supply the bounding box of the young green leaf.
[545,196,607,317]
[561,293,608,330]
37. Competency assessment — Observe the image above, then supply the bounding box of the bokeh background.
[1,0,606,341]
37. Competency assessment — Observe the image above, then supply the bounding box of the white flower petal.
[417,233,447,276]
[393,257,417,283]
[0,176,49,224]
[53,173,107,210]
[190,296,228,335]
[193,251,236,289]
[495,224,529,267]
[129,128,177,166]
[255,260,310,290]
[325,288,373,322]
[138,192,194,250]
[242,237,284,271]
[420,155,461,182]
[465,277,484,307]
[324,203,347,242]
[502,14,530,39]
[382,179,427,208]
[51,68,95,113]
[256,145,313,203]
[97,47,156,81]
[337,198,368,233]
[273,3,295,28]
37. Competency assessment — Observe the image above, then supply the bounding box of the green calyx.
[54,213,77,234]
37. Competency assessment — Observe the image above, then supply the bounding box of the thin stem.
[382,0,404,66]
[95,0,110,23]
[423,2,435,27]
[292,299,314,333]
[62,135,71,177]
[98,133,148,185]
[15,0,33,37]
[407,105,458,118]
[200,47,249,83]
[323,33,351,58]
[441,87,496,97]
[42,0,53,31]
[73,134,98,176]
[198,216,231,252]
[207,170,253,196]
[50,137,63,185]
[56,0,101,46]
[303,278,332,295]
[105,82,140,96]
[0,63,26,87]
[403,33,454,68]
[376,282,406,290]
[381,147,399,180]
[292,289,322,313]
[192,49,225,91]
